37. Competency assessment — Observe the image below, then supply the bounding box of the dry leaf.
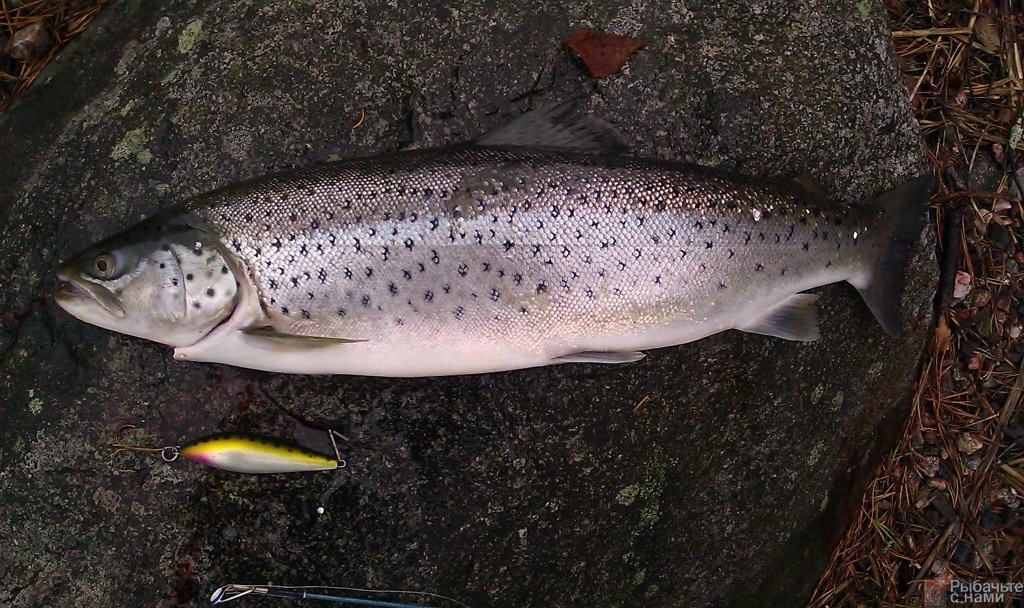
[7,22,51,61]
[565,29,648,79]
[953,270,972,299]
[974,15,1002,53]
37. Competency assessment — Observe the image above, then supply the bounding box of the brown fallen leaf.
[7,22,52,62]
[564,28,647,79]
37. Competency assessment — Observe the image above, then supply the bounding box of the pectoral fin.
[241,327,366,350]
[552,350,646,364]
[738,294,821,341]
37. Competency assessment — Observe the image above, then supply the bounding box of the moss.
[177,19,203,54]
[110,127,152,164]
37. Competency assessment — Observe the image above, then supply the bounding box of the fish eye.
[92,254,116,278]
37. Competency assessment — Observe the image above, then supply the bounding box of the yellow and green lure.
[112,427,342,474]
[177,433,339,474]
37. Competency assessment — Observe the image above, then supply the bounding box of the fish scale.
[194,147,876,351]
[54,101,933,376]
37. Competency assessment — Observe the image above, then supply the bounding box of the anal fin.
[737,294,821,341]
[552,350,646,364]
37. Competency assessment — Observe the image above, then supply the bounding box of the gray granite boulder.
[0,0,931,606]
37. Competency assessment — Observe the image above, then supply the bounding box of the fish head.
[54,214,239,347]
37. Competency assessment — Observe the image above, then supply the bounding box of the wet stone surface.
[0,1,931,607]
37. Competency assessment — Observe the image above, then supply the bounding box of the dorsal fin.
[474,98,631,155]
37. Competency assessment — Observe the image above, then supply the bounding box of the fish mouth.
[54,264,127,319]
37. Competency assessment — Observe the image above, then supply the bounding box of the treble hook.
[110,424,180,473]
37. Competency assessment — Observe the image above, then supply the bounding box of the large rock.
[0,1,931,606]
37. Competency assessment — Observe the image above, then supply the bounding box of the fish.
[54,99,934,377]
[178,433,339,474]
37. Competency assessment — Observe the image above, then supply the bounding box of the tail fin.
[851,175,935,337]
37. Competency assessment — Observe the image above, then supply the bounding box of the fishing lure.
[111,425,344,474]
[209,583,469,608]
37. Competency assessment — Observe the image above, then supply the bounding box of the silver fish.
[54,100,933,377]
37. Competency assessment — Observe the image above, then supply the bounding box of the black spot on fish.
[755,263,764,272]
[431,250,440,264]
[193,302,201,309]
[307,292,314,300]
[718,281,726,290]
[728,249,735,258]
[388,282,398,296]
[694,221,703,229]
[221,265,229,274]
[454,306,464,320]
[403,270,412,280]
[344,268,353,280]
[404,238,414,250]
[482,262,491,272]
[536,281,547,293]
[160,263,166,269]
[311,219,320,230]
[365,268,373,278]
[186,273,194,281]
[300,244,308,256]
[443,283,451,294]
[633,248,641,259]
[654,275,662,285]
[282,306,290,315]
[361,295,370,307]
[318,269,327,283]
[206,288,215,297]
[424,291,433,302]
[289,213,297,222]
[490,289,500,301]
[301,310,310,319]
[243,213,253,222]
[457,263,468,277]
[337,308,346,317]
[802,242,810,251]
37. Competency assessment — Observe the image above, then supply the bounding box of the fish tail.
[850,174,935,337]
